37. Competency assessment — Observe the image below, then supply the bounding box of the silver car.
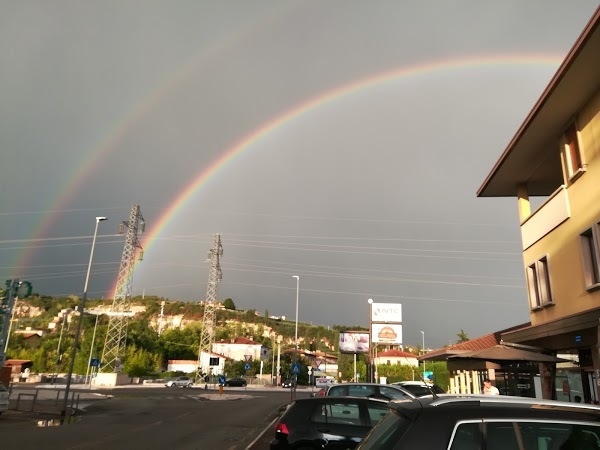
[165,376,193,388]
[326,383,416,401]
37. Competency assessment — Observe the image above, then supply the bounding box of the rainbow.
[117,54,561,297]
[12,2,296,274]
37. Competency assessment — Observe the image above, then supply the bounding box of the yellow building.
[478,8,600,402]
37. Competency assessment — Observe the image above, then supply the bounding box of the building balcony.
[521,186,570,250]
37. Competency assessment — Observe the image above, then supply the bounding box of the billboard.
[371,302,402,323]
[371,323,402,344]
[339,331,370,354]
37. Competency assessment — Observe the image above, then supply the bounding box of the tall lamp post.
[368,298,373,383]
[292,275,299,400]
[62,216,107,422]
[421,330,425,381]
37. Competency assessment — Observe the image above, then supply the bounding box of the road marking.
[243,415,279,450]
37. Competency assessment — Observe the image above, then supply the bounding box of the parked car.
[312,387,326,397]
[164,376,193,388]
[326,383,416,401]
[0,384,8,414]
[390,381,445,397]
[282,378,296,388]
[224,377,247,387]
[356,394,600,450]
[270,396,390,449]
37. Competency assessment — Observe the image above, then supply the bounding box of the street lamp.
[421,330,425,381]
[62,216,107,422]
[368,298,373,383]
[292,275,299,399]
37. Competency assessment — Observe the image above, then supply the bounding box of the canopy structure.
[448,345,569,364]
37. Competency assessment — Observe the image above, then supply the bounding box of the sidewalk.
[5,384,112,424]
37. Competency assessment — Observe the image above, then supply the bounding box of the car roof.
[294,396,391,405]
[327,383,412,390]
[326,382,416,397]
[387,394,600,421]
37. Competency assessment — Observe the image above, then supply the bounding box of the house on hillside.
[477,8,600,402]
[374,349,419,367]
[14,329,43,349]
[168,352,227,376]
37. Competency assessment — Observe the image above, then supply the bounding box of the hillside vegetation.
[6,294,448,387]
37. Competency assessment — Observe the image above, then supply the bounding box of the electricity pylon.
[101,204,145,373]
[195,234,223,382]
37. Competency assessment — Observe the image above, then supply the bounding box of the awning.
[448,345,569,364]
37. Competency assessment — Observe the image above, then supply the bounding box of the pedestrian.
[483,378,500,395]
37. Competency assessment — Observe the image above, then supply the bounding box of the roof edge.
[477,6,600,197]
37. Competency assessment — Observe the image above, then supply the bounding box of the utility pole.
[158,301,165,336]
[276,338,281,386]
[101,205,145,373]
[1,280,32,367]
[195,234,223,382]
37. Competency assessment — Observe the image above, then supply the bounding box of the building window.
[564,122,584,179]
[526,256,553,309]
[581,225,600,290]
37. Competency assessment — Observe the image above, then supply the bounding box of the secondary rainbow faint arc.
[12,2,297,273]
[114,53,561,297]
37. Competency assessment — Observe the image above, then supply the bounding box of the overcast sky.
[2,1,598,348]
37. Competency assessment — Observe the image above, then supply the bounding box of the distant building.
[374,349,419,367]
[14,329,43,349]
[167,352,226,375]
[477,9,600,401]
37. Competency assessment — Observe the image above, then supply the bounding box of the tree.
[223,298,236,310]
[457,329,469,343]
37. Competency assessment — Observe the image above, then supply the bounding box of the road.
[1,385,305,450]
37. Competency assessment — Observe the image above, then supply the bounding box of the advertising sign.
[371,323,403,344]
[339,331,370,354]
[371,303,402,323]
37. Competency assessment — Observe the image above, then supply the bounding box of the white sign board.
[371,303,402,323]
[371,323,403,344]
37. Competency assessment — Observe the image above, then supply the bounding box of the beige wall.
[521,89,600,327]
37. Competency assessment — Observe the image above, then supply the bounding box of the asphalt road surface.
[1,386,300,450]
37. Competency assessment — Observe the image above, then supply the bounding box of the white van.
[315,376,336,388]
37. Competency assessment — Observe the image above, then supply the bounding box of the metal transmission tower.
[196,234,223,382]
[101,204,145,373]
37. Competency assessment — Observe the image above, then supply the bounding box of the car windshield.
[399,384,444,397]
[357,410,413,450]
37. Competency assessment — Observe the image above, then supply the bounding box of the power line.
[222,281,524,306]
[202,210,517,228]
[223,256,523,281]
[222,237,521,255]
[0,239,124,252]
[222,232,518,244]
[220,263,523,289]
[220,242,521,262]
